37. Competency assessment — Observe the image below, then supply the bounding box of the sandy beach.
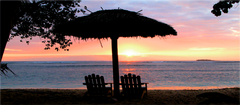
[1,87,239,105]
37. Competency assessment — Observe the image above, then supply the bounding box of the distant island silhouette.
[196,59,215,61]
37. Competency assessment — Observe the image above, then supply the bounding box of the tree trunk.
[0,1,21,62]
[111,37,120,98]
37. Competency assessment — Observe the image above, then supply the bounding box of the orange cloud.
[5,48,22,51]
[189,47,225,51]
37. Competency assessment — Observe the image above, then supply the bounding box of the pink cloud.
[3,0,239,61]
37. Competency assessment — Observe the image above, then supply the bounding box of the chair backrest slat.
[121,76,125,93]
[124,74,130,93]
[85,76,90,92]
[96,75,101,94]
[137,76,142,89]
[120,73,147,99]
[133,74,138,93]
[121,73,143,94]
[128,73,134,93]
[92,74,97,88]
[100,76,105,89]
[84,74,108,95]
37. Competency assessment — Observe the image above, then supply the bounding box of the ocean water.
[1,61,239,90]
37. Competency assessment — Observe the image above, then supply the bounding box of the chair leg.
[141,90,147,99]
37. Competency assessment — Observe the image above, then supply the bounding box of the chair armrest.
[140,82,149,86]
[141,83,149,88]
[141,82,149,84]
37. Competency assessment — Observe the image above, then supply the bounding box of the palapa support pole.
[111,37,120,98]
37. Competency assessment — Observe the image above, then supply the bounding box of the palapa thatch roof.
[53,9,177,39]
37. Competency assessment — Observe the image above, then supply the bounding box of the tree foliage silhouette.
[10,0,81,50]
[212,0,239,16]
[0,0,81,76]
[1,0,81,63]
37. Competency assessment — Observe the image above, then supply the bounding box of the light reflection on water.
[1,61,239,89]
[122,68,136,74]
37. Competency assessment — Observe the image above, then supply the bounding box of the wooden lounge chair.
[83,74,112,97]
[120,73,148,99]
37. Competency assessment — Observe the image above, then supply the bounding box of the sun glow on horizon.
[118,41,150,57]
[121,50,141,57]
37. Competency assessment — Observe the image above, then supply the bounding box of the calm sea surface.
[1,61,239,90]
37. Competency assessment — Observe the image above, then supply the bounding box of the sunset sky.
[2,0,240,61]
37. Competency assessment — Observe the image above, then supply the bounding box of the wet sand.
[1,87,239,105]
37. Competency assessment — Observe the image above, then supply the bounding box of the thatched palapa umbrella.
[53,9,177,98]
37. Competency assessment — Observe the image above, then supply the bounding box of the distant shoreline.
[196,59,215,61]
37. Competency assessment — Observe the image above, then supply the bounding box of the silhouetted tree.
[212,0,239,16]
[1,0,81,63]
[1,0,81,76]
